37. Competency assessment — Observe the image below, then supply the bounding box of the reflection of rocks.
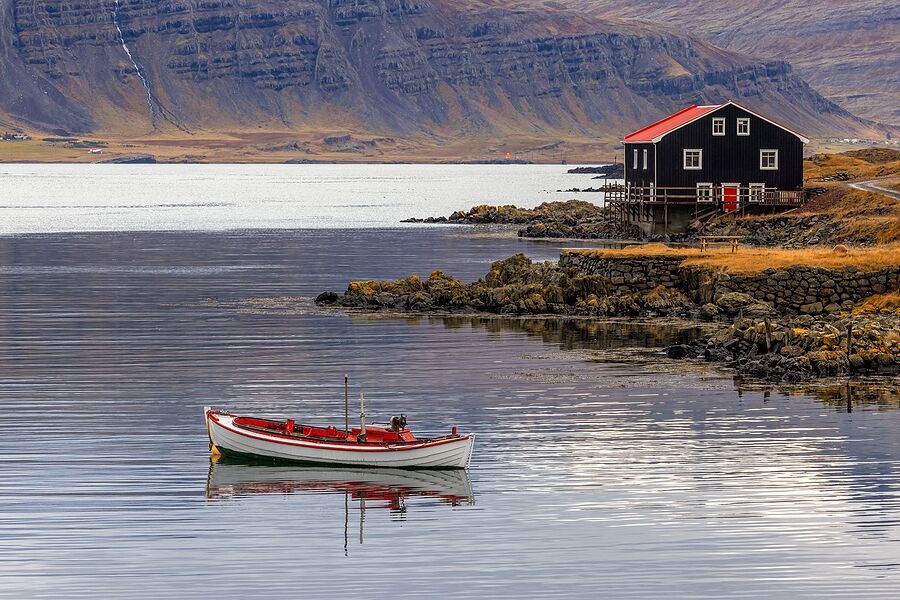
[316,249,899,383]
[735,378,900,410]
[435,315,711,352]
[340,311,898,405]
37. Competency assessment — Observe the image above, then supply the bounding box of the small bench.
[699,235,743,253]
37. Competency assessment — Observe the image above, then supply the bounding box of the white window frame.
[696,182,714,202]
[760,149,778,170]
[642,149,648,169]
[683,149,702,170]
[737,118,750,136]
[748,183,765,203]
[633,149,638,169]
[712,117,725,136]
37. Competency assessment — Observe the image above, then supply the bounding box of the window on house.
[642,149,648,169]
[712,118,725,136]
[683,149,702,170]
[633,149,638,169]
[749,183,765,202]
[697,183,714,202]
[737,118,750,136]
[760,149,778,170]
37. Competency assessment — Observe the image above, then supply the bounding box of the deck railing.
[609,186,804,208]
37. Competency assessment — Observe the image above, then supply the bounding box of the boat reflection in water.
[207,457,474,551]
[206,456,474,512]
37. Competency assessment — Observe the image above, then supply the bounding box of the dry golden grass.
[853,291,900,316]
[827,189,900,245]
[730,188,899,245]
[804,150,900,183]
[564,243,698,259]
[0,125,622,164]
[829,189,896,217]
[682,244,900,273]
[567,243,900,273]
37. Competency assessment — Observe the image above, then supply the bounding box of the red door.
[723,186,738,212]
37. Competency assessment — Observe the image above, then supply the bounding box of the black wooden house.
[616,100,808,234]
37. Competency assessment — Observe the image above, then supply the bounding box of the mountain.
[0,0,886,160]
[511,0,900,127]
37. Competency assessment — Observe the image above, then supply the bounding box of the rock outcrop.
[402,200,641,239]
[675,312,899,382]
[316,248,900,381]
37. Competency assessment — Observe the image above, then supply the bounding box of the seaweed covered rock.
[715,291,755,315]
[319,252,698,318]
[672,312,900,382]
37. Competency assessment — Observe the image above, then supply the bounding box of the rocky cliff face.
[515,0,899,127]
[0,0,876,140]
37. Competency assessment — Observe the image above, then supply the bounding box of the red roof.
[624,104,722,143]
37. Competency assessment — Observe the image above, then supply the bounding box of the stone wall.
[559,250,900,315]
[715,266,900,314]
[559,251,688,294]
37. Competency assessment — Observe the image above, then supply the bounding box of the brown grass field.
[0,129,621,164]
[854,290,900,315]
[566,242,900,273]
[804,148,900,183]
[1,129,893,166]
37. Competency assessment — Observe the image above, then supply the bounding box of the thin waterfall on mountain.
[111,0,155,120]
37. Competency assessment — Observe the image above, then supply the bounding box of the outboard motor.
[389,414,408,432]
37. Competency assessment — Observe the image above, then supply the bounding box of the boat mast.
[344,374,349,434]
[359,392,367,442]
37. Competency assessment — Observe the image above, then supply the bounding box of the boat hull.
[206,409,475,469]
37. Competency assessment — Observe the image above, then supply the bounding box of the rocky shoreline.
[566,164,624,178]
[402,200,641,239]
[402,163,899,248]
[316,250,899,383]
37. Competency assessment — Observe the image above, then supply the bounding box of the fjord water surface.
[0,165,899,599]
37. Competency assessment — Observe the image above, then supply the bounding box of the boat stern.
[461,433,476,469]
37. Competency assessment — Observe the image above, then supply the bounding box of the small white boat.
[205,407,475,469]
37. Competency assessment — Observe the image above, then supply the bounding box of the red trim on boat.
[208,411,470,453]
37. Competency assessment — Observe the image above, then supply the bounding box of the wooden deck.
[604,185,805,235]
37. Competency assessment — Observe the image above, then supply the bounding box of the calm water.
[0,163,613,234]
[1,166,899,599]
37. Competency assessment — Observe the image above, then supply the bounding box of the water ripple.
[0,228,898,598]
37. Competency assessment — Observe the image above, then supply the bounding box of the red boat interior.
[232,416,419,444]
